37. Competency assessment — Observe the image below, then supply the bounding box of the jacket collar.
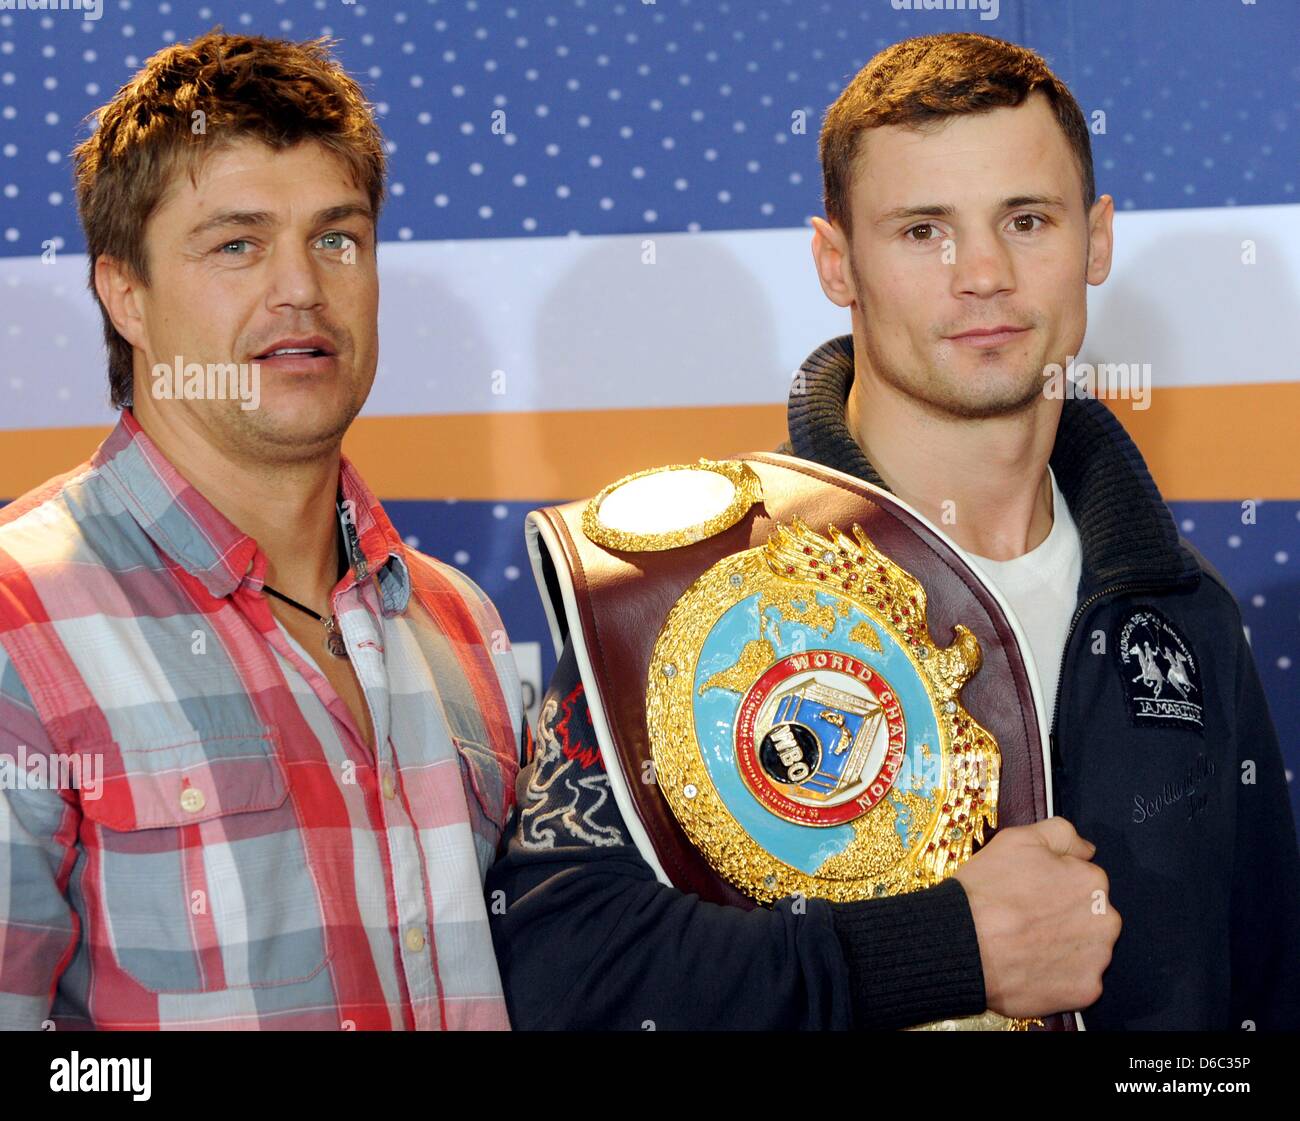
[786,335,1201,594]
[94,408,410,613]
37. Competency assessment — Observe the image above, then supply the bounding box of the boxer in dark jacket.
[487,34,1300,1030]
[487,335,1300,1031]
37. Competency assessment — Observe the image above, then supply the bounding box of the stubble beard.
[209,363,371,467]
[862,326,1049,422]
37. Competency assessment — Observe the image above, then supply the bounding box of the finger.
[1035,816,1095,860]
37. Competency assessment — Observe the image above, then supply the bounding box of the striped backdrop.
[1,0,1296,820]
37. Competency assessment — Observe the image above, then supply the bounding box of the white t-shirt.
[965,467,1083,724]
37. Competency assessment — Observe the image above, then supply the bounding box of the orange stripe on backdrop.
[1,385,1297,502]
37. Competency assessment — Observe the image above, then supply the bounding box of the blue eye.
[217,239,251,255]
[319,231,358,252]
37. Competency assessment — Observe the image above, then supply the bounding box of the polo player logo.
[1116,608,1203,733]
[1129,640,1166,696]
[1127,638,1197,703]
[1163,647,1196,700]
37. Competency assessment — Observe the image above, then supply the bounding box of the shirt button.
[382,773,396,800]
[404,927,426,953]
[180,787,206,814]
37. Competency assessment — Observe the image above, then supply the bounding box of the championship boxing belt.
[525,453,1081,1031]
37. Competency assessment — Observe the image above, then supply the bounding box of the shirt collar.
[785,334,1201,594]
[94,408,411,613]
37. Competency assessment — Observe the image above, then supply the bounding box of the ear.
[1085,194,1115,286]
[810,216,856,309]
[93,253,150,352]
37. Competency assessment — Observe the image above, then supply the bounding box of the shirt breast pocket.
[78,726,331,995]
[452,735,518,877]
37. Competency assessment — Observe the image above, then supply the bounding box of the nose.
[948,228,1016,301]
[264,237,326,314]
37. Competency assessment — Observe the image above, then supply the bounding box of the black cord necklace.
[263,509,352,660]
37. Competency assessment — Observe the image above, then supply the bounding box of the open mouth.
[252,336,338,362]
[257,346,331,359]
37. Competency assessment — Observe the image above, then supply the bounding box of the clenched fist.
[953,817,1121,1018]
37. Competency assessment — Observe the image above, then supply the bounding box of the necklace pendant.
[323,618,348,659]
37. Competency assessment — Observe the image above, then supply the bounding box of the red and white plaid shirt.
[0,409,523,1029]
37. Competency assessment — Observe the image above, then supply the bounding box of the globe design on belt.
[646,515,1002,912]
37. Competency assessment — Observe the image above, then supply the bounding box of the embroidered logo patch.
[1115,607,1204,733]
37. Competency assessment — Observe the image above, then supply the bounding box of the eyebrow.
[185,203,375,241]
[873,195,1069,226]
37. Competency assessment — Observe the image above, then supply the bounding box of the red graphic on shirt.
[554,681,603,770]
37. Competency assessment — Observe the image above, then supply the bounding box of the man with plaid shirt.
[0,31,524,1030]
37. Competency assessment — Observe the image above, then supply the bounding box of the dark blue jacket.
[486,335,1300,1030]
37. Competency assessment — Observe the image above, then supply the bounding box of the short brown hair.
[820,33,1095,238]
[72,28,387,409]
